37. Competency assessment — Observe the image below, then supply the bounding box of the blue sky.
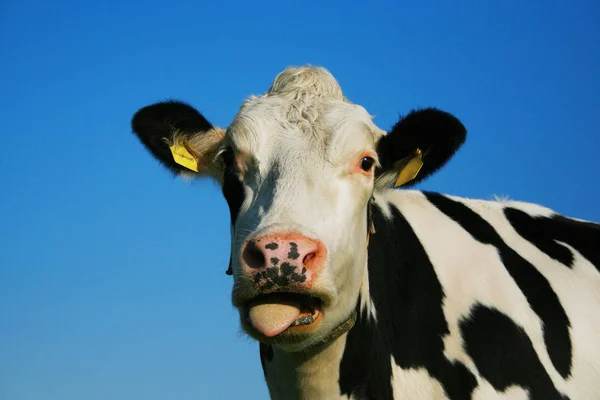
[1,1,598,399]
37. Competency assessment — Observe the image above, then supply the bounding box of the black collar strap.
[306,310,357,350]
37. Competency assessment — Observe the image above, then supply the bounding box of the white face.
[222,69,385,350]
[131,65,467,351]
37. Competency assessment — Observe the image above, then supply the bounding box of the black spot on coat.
[221,161,245,276]
[340,203,477,399]
[460,304,569,399]
[505,207,600,272]
[222,167,245,224]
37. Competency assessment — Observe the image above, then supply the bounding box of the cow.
[130,66,600,399]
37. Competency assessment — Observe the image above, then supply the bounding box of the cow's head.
[131,66,465,351]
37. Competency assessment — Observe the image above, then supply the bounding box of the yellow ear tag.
[394,148,424,188]
[169,143,199,172]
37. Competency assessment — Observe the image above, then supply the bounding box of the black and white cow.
[130,66,600,399]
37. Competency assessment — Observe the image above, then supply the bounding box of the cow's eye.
[360,157,375,172]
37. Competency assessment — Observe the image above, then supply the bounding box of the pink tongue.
[248,303,301,337]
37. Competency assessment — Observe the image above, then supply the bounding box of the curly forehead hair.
[238,66,350,137]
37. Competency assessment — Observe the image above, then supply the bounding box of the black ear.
[375,108,466,189]
[131,100,216,174]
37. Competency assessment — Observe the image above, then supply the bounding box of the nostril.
[243,241,266,269]
[302,251,317,266]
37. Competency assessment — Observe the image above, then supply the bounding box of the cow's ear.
[131,100,225,178]
[374,108,466,190]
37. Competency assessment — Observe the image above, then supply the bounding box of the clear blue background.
[2,1,598,399]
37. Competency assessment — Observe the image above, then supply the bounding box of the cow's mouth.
[245,293,323,338]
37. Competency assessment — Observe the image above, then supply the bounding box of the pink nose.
[241,233,326,288]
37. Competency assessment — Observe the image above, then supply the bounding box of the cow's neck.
[261,201,383,399]
[262,256,368,400]
[262,333,351,400]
